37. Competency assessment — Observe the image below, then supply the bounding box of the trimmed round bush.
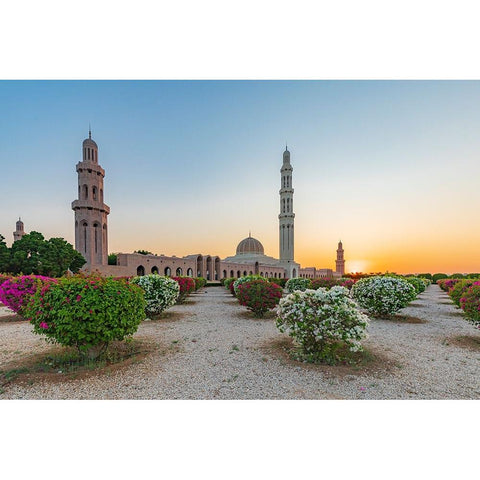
[233,275,264,295]
[352,276,417,316]
[405,277,426,294]
[0,275,56,315]
[131,274,179,316]
[433,273,449,284]
[459,284,480,328]
[311,278,338,290]
[172,276,196,303]
[24,276,145,359]
[449,279,480,306]
[276,286,369,364]
[194,277,207,290]
[236,279,283,317]
[268,277,287,288]
[224,278,236,291]
[285,277,312,293]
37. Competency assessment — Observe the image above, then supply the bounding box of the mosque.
[13,132,346,280]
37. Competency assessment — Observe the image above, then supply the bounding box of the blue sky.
[1,80,480,273]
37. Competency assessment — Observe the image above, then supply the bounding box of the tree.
[7,231,85,276]
[134,249,154,255]
[0,234,9,272]
[108,253,118,265]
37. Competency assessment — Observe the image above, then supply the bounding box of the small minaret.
[279,145,296,276]
[13,218,25,242]
[71,130,110,266]
[336,240,345,276]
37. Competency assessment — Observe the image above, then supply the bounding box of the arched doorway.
[292,268,297,278]
[164,267,171,276]
[137,265,145,276]
[151,266,159,274]
[187,268,193,277]
[176,267,183,276]
[196,255,203,277]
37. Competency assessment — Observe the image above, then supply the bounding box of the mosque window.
[100,189,103,202]
[94,224,98,253]
[176,267,183,276]
[92,186,97,200]
[83,185,88,199]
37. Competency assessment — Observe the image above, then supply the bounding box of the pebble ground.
[0,284,479,399]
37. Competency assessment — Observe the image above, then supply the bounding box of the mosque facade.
[10,132,346,280]
[68,132,345,280]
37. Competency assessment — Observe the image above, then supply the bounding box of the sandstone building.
[70,132,345,280]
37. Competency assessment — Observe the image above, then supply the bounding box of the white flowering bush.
[276,286,369,364]
[352,276,417,316]
[233,275,264,295]
[285,277,312,293]
[131,274,179,316]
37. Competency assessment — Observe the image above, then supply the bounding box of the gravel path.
[1,284,479,399]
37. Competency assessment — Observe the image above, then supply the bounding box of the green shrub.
[224,278,236,290]
[233,275,264,296]
[268,277,287,287]
[311,278,338,290]
[131,274,179,316]
[236,279,283,317]
[194,277,207,290]
[285,277,312,293]
[404,277,426,294]
[352,276,417,316]
[450,279,480,307]
[276,287,369,364]
[432,273,448,284]
[459,284,480,328]
[24,276,145,359]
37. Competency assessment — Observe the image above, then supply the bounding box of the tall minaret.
[336,240,345,276]
[71,130,110,266]
[13,218,25,242]
[279,145,296,277]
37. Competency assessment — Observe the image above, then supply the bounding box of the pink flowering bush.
[236,279,283,317]
[437,278,462,292]
[449,279,480,306]
[311,278,339,290]
[0,275,56,315]
[172,276,196,303]
[459,284,480,329]
[23,275,145,359]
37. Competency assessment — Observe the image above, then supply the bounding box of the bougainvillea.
[311,278,338,290]
[172,276,196,303]
[24,275,145,359]
[459,284,480,329]
[233,275,264,296]
[285,277,312,293]
[236,279,283,317]
[276,286,369,364]
[352,276,417,316]
[224,278,236,291]
[0,275,56,315]
[449,279,480,306]
[131,274,179,316]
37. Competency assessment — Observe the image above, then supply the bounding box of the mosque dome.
[236,234,264,256]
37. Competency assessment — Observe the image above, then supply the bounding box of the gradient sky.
[1,80,479,274]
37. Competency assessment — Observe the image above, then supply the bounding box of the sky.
[1,80,480,274]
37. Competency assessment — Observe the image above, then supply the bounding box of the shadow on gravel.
[0,336,165,393]
[374,314,428,324]
[0,314,27,323]
[146,311,187,323]
[235,310,277,320]
[261,337,400,379]
[442,335,480,352]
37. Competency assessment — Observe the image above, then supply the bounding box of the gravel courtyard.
[1,284,479,399]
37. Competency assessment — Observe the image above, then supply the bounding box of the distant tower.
[279,146,296,277]
[336,240,345,276]
[71,130,110,266]
[13,218,25,242]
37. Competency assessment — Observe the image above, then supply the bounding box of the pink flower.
[39,322,49,329]
[76,295,82,302]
